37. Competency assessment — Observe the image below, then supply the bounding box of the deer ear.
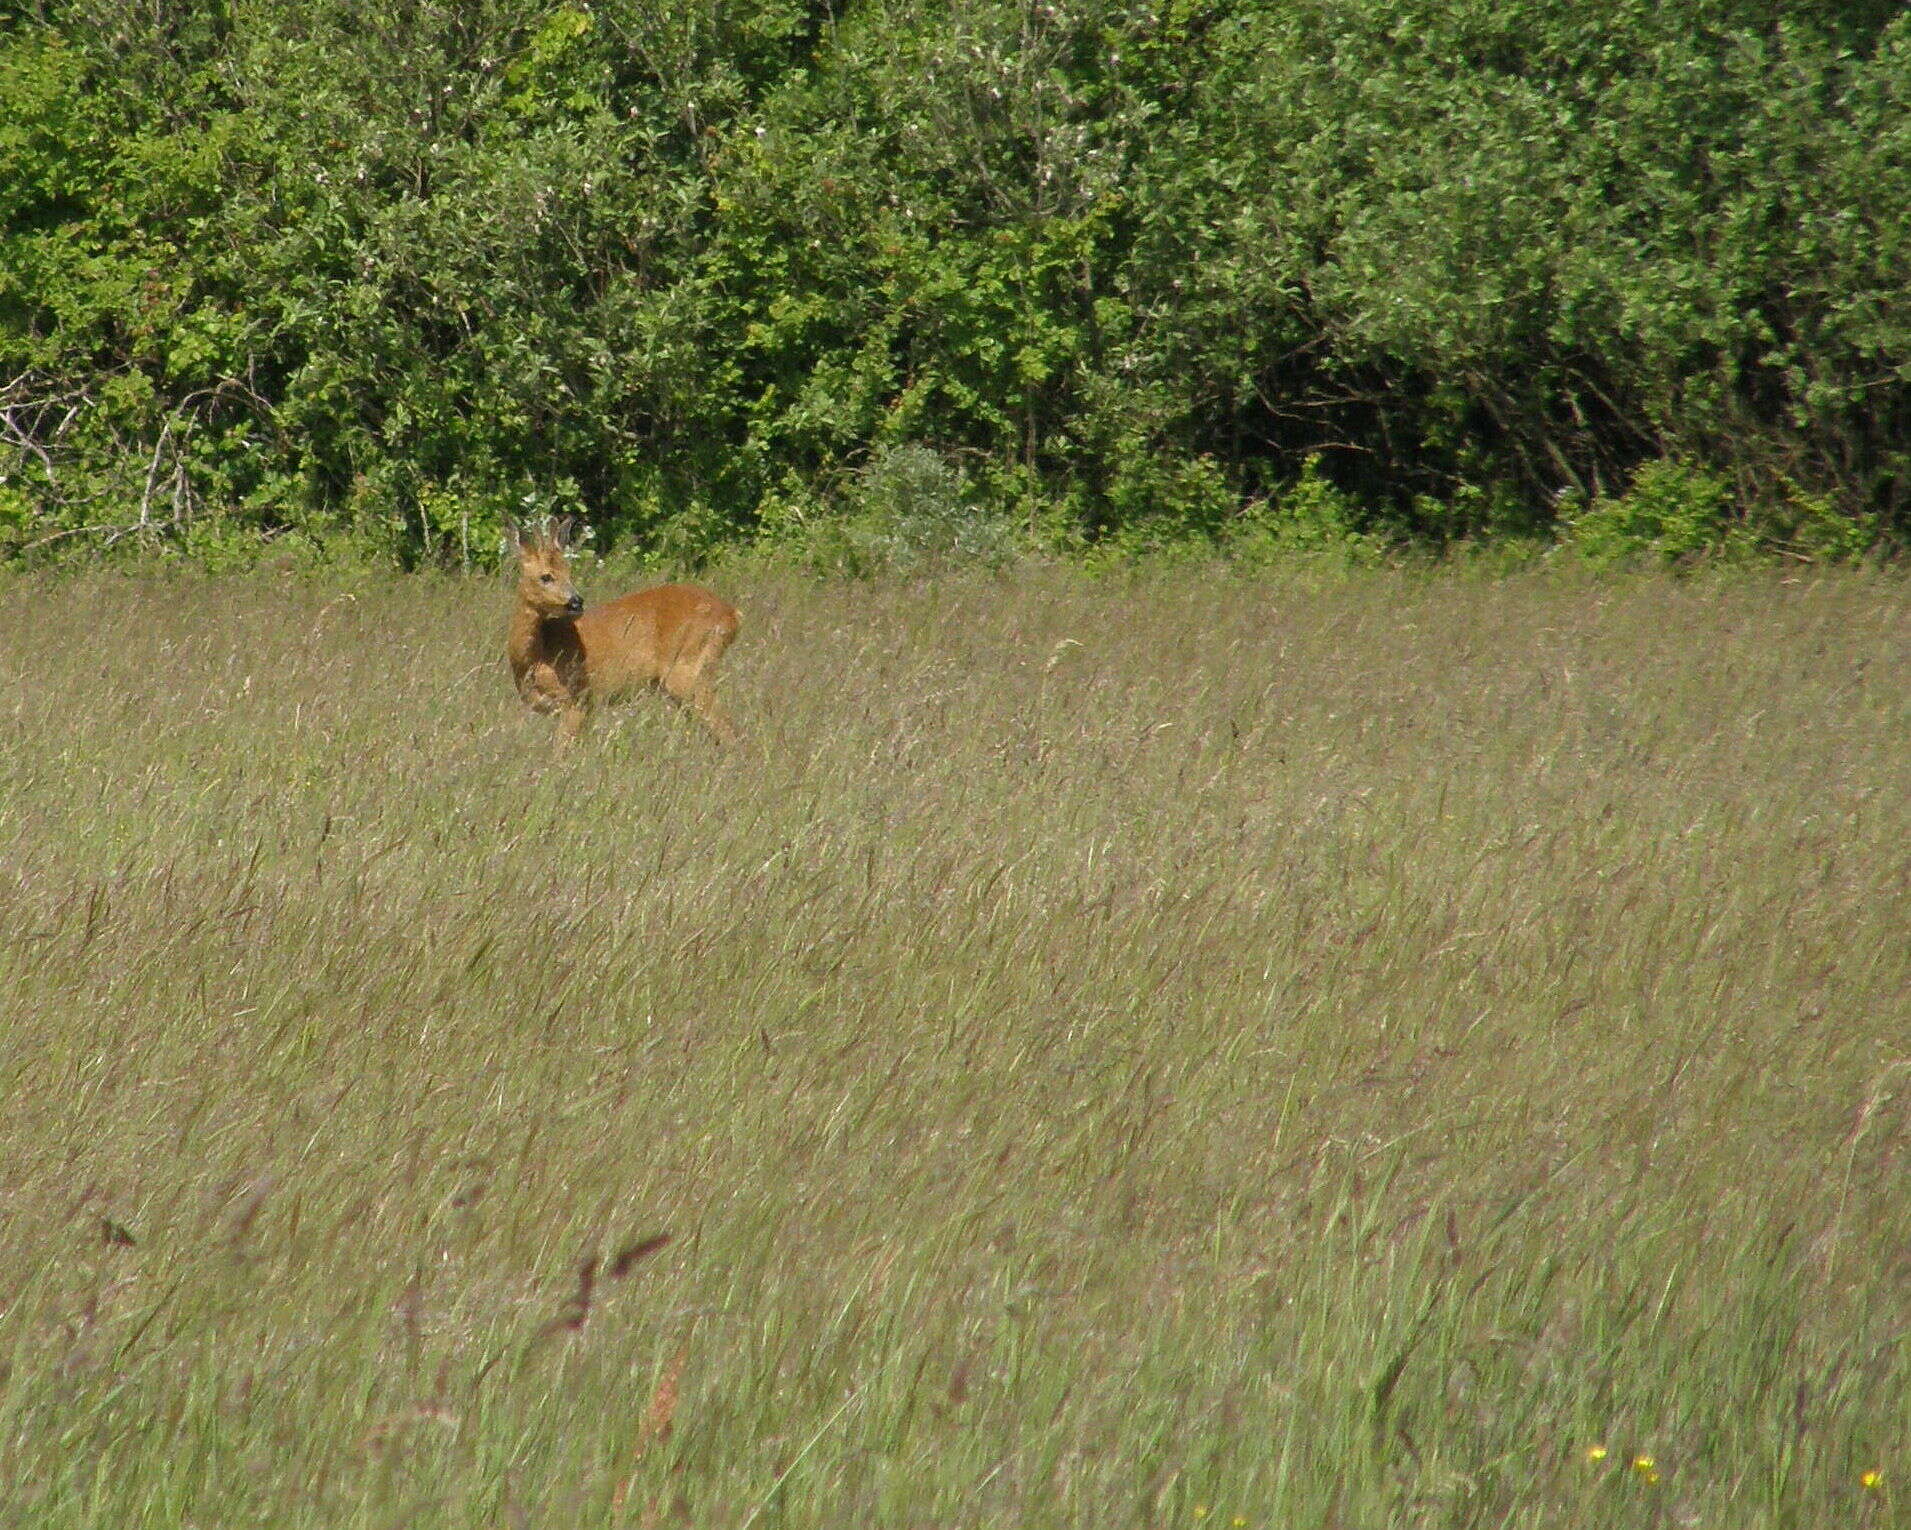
[553,514,577,549]
[501,515,522,550]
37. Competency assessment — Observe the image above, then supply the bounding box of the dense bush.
[2,0,1906,564]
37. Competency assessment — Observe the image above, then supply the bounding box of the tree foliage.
[3,0,1906,562]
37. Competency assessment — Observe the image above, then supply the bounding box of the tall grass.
[0,564,1905,1528]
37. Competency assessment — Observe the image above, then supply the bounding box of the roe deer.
[503,515,741,745]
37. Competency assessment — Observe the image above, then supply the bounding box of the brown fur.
[504,516,741,745]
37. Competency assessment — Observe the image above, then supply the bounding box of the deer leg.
[662,659,737,746]
[686,685,739,747]
[520,663,569,715]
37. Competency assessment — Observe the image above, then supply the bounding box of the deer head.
[504,515,584,619]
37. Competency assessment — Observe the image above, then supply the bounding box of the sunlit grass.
[0,562,1905,1527]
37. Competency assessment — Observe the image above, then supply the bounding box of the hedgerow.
[3,1,1905,564]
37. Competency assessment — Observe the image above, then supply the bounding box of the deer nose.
[566,593,584,614]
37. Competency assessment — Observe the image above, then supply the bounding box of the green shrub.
[1565,460,1749,566]
[1567,460,1888,567]
[1751,483,1885,565]
[1228,457,1388,566]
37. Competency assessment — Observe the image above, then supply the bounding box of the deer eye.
[540,574,555,584]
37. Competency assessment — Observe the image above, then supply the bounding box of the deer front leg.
[518,662,571,716]
[519,664,587,744]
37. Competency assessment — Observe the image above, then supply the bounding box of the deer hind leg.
[664,670,738,746]
[661,638,738,747]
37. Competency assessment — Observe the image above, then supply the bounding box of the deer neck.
[507,594,553,680]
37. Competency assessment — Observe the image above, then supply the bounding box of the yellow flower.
[1585,1445,1608,1463]
[1192,1509,1207,1521]
[1632,1454,1655,1472]
[1862,1470,1884,1490]
[1232,1520,1247,1528]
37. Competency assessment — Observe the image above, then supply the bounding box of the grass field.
[0,562,1905,1528]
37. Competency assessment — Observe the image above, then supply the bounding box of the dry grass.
[0,561,1905,1528]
